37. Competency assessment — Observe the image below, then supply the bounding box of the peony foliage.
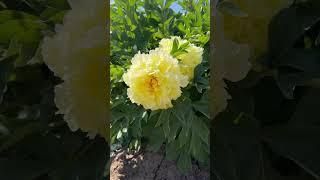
[213,0,320,179]
[111,0,210,173]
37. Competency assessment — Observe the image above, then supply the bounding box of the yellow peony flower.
[212,0,292,117]
[158,36,203,80]
[213,11,251,118]
[222,0,293,69]
[41,0,108,140]
[123,49,188,110]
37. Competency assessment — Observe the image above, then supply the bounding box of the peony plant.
[111,0,210,173]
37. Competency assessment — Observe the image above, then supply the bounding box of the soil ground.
[110,147,210,180]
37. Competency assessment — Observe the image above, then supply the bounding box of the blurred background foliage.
[110,0,210,173]
[0,0,109,180]
[213,0,320,180]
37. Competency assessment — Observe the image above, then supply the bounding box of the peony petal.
[123,49,187,110]
[42,0,108,141]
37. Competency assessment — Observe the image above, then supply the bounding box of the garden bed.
[110,147,209,180]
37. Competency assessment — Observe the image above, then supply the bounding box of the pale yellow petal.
[212,80,231,118]
[212,11,251,118]
[123,49,188,110]
[223,0,293,63]
[41,0,108,140]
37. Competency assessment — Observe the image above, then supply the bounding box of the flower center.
[148,76,158,91]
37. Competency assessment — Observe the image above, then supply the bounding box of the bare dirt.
[110,147,210,180]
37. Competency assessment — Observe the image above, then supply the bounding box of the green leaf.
[276,48,320,74]
[165,140,180,161]
[0,10,38,23]
[155,109,171,127]
[167,115,181,142]
[172,49,188,57]
[188,114,209,163]
[177,149,192,174]
[268,0,320,59]
[0,56,15,103]
[149,109,161,118]
[153,30,164,39]
[48,11,67,24]
[179,41,189,49]
[143,121,165,152]
[217,1,248,17]
[213,111,264,180]
[170,37,179,55]
[193,91,210,118]
[0,122,44,152]
[128,0,136,6]
[27,42,43,65]
[46,0,70,10]
[177,127,190,148]
[49,137,108,180]
[142,110,148,123]
[192,116,209,144]
[172,98,192,126]
[0,18,47,45]
[111,111,125,122]
[164,0,175,9]
[262,88,320,179]
[0,2,6,8]
[162,115,170,138]
[274,48,320,98]
[194,64,209,93]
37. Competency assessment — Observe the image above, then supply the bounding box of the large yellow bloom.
[41,0,108,140]
[213,11,251,118]
[223,0,293,69]
[158,36,203,80]
[211,0,292,117]
[123,49,188,110]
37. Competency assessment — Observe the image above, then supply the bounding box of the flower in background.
[123,49,188,110]
[222,0,293,68]
[41,0,108,140]
[213,11,251,118]
[158,36,203,80]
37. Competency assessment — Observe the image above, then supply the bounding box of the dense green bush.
[110,0,210,173]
